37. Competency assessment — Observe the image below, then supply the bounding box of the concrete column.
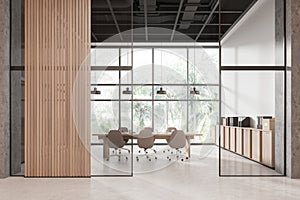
[286,0,300,178]
[10,71,22,174]
[10,0,24,175]
[275,0,285,174]
[0,0,10,178]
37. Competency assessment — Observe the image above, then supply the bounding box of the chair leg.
[167,149,188,161]
[136,148,157,161]
[107,148,130,161]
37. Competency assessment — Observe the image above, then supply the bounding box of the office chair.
[143,127,153,132]
[166,130,188,161]
[118,127,129,133]
[163,127,177,153]
[106,130,130,161]
[118,127,129,147]
[166,127,177,133]
[136,128,157,161]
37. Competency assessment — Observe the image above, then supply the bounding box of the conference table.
[93,132,202,160]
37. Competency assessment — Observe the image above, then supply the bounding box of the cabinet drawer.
[262,131,275,167]
[252,130,262,162]
[224,127,230,150]
[243,129,252,158]
[230,127,236,152]
[236,128,243,155]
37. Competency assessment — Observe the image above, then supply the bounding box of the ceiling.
[91,0,257,43]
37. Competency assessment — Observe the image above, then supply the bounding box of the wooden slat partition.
[25,0,91,177]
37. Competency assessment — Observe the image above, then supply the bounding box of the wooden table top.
[93,132,202,140]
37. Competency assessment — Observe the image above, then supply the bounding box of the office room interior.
[1,0,300,199]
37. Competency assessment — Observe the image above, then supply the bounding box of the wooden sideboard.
[215,125,275,168]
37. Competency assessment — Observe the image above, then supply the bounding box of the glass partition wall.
[219,0,286,176]
[90,45,219,175]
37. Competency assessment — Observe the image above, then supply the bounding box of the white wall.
[221,71,275,126]
[221,0,276,126]
[221,0,276,66]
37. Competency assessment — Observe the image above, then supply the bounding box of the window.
[90,46,219,144]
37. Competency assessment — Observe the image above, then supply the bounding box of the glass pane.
[121,86,152,100]
[10,0,25,176]
[133,101,152,133]
[121,48,132,66]
[154,85,187,100]
[121,101,132,132]
[133,86,152,100]
[91,86,119,100]
[91,71,119,84]
[189,101,218,143]
[10,71,25,176]
[220,71,284,176]
[154,101,187,133]
[133,49,152,84]
[154,48,187,84]
[91,101,119,141]
[189,86,219,100]
[121,70,132,84]
[91,48,119,66]
[221,0,284,67]
[188,48,219,84]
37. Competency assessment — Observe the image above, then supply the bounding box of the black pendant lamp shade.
[91,87,101,95]
[190,87,200,95]
[157,87,167,95]
[122,87,132,95]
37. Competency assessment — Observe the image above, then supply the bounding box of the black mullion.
[283,0,287,177]
[91,83,220,86]
[221,66,286,71]
[218,0,222,177]
[187,48,189,132]
[152,48,154,131]
[119,48,121,128]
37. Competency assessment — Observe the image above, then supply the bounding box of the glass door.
[219,0,286,177]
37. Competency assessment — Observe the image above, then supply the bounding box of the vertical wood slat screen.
[25,0,91,177]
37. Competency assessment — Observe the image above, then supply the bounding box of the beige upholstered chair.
[118,127,129,133]
[118,127,129,144]
[166,130,188,161]
[143,127,153,132]
[106,130,130,161]
[136,128,157,161]
[166,127,177,133]
[163,127,177,153]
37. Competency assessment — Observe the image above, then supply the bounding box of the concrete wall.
[10,0,24,175]
[286,0,300,178]
[0,0,10,178]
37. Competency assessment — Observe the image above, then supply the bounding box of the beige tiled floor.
[1,146,299,200]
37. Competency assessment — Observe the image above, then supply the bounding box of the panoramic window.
[90,45,219,144]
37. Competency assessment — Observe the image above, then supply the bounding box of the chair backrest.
[168,130,186,149]
[166,127,177,133]
[143,127,153,132]
[118,127,128,133]
[138,128,154,149]
[107,130,125,148]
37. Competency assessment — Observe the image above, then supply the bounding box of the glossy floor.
[91,145,279,176]
[1,146,299,200]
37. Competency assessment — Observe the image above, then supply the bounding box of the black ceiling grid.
[91,0,256,42]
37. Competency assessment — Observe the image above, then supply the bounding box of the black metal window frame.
[90,45,220,140]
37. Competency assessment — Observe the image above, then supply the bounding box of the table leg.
[186,137,191,158]
[102,137,109,160]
